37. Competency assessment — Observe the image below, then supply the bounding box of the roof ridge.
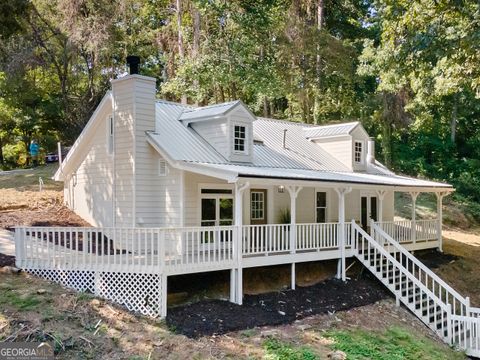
[183,100,240,113]
[256,117,314,127]
[156,99,194,109]
[305,121,359,129]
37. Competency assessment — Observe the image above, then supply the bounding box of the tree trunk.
[176,0,187,104]
[263,97,270,117]
[382,121,392,168]
[192,6,201,106]
[0,136,4,167]
[451,93,458,144]
[313,0,324,124]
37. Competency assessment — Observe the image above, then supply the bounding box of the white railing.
[242,224,290,256]
[296,223,338,251]
[374,219,439,244]
[371,222,469,317]
[451,315,480,357]
[351,221,451,340]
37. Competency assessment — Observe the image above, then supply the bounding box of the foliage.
[325,326,465,360]
[263,337,318,360]
[278,208,291,224]
[0,0,479,213]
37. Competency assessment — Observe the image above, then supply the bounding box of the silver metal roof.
[303,122,359,139]
[149,101,452,189]
[179,100,240,121]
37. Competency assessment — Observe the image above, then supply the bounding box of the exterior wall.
[191,119,229,159]
[63,100,114,227]
[184,172,231,226]
[111,75,157,227]
[351,126,369,172]
[313,136,352,170]
[227,107,254,163]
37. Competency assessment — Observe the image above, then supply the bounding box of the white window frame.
[198,184,234,227]
[250,190,265,221]
[107,115,114,155]
[315,190,328,223]
[233,123,247,154]
[354,140,364,164]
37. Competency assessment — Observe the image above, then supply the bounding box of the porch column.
[232,181,249,305]
[409,191,419,245]
[286,185,302,290]
[335,187,352,281]
[376,190,387,223]
[436,192,447,252]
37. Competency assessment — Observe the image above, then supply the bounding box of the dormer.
[304,122,372,171]
[180,101,255,163]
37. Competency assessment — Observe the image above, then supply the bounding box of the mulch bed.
[415,249,458,269]
[166,274,389,338]
[0,253,15,267]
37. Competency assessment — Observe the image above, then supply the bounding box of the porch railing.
[374,219,439,245]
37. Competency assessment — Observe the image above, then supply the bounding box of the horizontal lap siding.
[191,120,229,158]
[113,81,135,227]
[66,101,114,227]
[314,137,352,170]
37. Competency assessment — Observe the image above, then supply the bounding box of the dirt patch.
[167,275,389,338]
[415,249,458,269]
[0,189,90,230]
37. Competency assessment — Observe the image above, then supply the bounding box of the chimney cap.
[126,55,140,75]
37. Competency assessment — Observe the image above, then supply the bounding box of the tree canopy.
[1,0,479,214]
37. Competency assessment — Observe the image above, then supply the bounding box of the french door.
[360,195,378,229]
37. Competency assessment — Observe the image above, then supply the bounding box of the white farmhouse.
[14,69,480,357]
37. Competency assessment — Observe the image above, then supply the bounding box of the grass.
[0,164,62,191]
[263,338,318,360]
[325,326,465,360]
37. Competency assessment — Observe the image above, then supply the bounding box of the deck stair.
[351,221,479,357]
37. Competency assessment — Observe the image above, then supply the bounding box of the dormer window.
[354,140,363,164]
[234,125,246,153]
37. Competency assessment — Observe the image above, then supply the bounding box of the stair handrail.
[371,221,469,312]
[351,221,449,313]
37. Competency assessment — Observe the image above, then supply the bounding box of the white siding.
[64,101,114,227]
[228,107,254,163]
[351,126,369,172]
[191,119,229,159]
[313,136,353,170]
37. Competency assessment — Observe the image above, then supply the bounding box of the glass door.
[360,195,378,229]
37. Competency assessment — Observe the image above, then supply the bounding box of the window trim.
[232,123,247,154]
[250,190,265,221]
[198,184,235,226]
[354,140,364,164]
[315,190,328,223]
[158,159,168,176]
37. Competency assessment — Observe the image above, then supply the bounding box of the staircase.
[351,221,480,357]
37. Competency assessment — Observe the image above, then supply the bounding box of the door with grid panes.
[250,189,267,225]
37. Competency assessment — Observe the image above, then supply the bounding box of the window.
[316,192,327,223]
[233,125,246,153]
[200,188,234,227]
[107,115,114,155]
[251,191,265,220]
[354,140,363,164]
[158,159,167,176]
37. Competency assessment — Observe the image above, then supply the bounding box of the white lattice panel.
[96,272,162,317]
[27,269,95,293]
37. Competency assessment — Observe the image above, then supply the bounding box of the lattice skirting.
[25,269,164,317]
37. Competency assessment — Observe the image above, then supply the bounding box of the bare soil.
[167,275,389,338]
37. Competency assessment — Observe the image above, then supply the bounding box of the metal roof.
[303,122,360,139]
[179,100,240,121]
[149,101,452,189]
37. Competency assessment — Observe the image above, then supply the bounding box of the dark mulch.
[415,249,458,269]
[166,274,389,338]
[0,253,15,267]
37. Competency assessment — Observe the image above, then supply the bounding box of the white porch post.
[335,187,352,281]
[286,185,302,290]
[409,191,419,245]
[436,192,446,252]
[376,190,387,223]
[232,181,249,305]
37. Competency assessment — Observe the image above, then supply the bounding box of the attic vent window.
[158,159,168,176]
[354,140,363,164]
[233,125,246,153]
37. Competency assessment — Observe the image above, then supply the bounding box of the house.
[14,66,480,357]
